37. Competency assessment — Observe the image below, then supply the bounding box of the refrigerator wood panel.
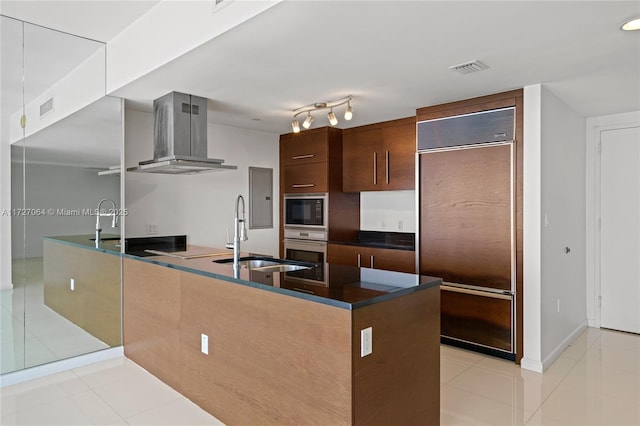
[441,287,512,352]
[420,143,513,291]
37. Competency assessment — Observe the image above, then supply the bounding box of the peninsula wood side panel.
[179,273,352,426]
[44,240,121,346]
[123,258,182,390]
[352,285,440,425]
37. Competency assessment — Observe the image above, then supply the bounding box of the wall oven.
[284,193,328,240]
[283,238,328,285]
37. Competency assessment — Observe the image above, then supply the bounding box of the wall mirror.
[1,15,123,375]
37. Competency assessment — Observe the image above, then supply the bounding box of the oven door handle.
[284,239,327,247]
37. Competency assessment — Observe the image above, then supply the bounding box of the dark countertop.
[331,230,416,251]
[44,234,123,255]
[45,235,440,310]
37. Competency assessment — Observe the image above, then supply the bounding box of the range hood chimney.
[128,92,237,174]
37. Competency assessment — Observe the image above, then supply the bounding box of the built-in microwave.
[283,193,328,240]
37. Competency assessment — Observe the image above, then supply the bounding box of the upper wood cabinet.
[342,117,416,192]
[280,127,342,194]
[282,162,328,193]
[281,131,329,166]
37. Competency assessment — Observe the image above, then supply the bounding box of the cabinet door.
[328,244,367,267]
[281,131,328,166]
[369,247,416,273]
[420,144,512,291]
[380,123,415,190]
[342,128,381,192]
[283,163,328,193]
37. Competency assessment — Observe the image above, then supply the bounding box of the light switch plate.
[361,327,372,357]
[70,278,75,291]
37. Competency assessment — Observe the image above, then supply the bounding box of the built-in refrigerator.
[417,107,516,360]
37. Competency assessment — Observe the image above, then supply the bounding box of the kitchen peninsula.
[43,235,441,425]
[123,243,440,425]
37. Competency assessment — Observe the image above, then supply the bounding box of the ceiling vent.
[449,60,489,75]
[40,97,54,116]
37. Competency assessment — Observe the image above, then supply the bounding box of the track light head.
[344,100,353,121]
[328,109,338,126]
[292,118,300,133]
[302,112,314,129]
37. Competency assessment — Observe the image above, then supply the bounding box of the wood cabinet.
[328,243,416,273]
[342,117,416,192]
[43,240,121,347]
[279,127,360,256]
[281,130,329,166]
[280,127,342,194]
[282,162,328,193]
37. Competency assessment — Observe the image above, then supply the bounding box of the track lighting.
[291,95,353,132]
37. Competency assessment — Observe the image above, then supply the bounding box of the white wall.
[522,84,587,372]
[107,1,280,94]
[360,190,416,233]
[10,162,120,258]
[125,110,280,257]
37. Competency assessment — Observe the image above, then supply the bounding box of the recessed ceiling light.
[621,17,640,31]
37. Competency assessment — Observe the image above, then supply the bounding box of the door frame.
[586,112,640,328]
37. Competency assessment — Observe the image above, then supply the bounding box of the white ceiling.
[114,1,640,135]
[3,1,640,138]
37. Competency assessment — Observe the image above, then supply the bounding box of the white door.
[600,126,640,334]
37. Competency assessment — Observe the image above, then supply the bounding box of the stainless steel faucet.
[95,198,118,246]
[226,195,248,277]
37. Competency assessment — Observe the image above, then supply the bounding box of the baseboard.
[0,346,124,388]
[520,320,588,373]
[520,357,543,373]
[541,320,587,371]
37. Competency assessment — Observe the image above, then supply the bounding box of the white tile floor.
[1,327,638,425]
[1,258,109,374]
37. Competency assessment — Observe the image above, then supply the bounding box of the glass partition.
[1,16,122,375]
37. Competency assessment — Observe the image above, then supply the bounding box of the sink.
[213,256,314,273]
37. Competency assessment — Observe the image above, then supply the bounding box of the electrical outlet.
[201,334,209,355]
[146,223,158,235]
[361,327,372,357]
[397,220,403,231]
[70,278,75,291]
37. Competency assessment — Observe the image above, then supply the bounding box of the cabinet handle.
[291,184,315,188]
[385,151,389,184]
[291,154,315,160]
[357,253,361,268]
[373,152,378,185]
[370,255,374,268]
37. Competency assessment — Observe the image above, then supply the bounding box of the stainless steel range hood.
[127,92,237,175]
